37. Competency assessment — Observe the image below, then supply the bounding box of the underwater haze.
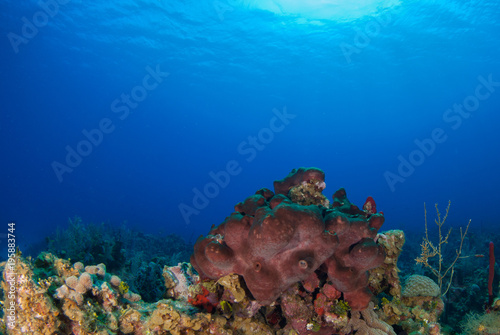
[1,0,500,252]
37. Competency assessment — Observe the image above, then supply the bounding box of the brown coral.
[191,167,386,310]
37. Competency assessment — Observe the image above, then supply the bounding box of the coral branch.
[415,201,471,296]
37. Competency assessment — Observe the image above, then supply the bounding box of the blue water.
[1,0,499,253]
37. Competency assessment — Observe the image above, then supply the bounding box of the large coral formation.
[191,167,386,310]
[402,274,440,298]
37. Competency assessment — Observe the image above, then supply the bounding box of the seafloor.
[1,168,499,335]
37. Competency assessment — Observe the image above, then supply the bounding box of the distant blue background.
[1,0,499,255]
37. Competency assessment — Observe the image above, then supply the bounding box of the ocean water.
[1,0,500,253]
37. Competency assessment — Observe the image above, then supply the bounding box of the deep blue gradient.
[1,0,500,254]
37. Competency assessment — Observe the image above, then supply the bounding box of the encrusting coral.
[368,230,405,299]
[1,251,144,335]
[376,274,445,334]
[1,251,62,335]
[342,302,396,335]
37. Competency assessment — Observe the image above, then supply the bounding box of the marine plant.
[415,201,471,296]
[460,311,500,335]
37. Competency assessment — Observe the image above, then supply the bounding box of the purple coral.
[191,167,385,310]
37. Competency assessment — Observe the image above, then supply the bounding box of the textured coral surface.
[191,167,386,310]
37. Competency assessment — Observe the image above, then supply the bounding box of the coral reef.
[378,294,444,334]
[0,252,278,335]
[1,251,144,334]
[0,249,428,335]
[368,230,405,299]
[191,167,385,310]
[42,217,192,302]
[1,251,62,334]
[7,167,496,334]
[375,274,444,334]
